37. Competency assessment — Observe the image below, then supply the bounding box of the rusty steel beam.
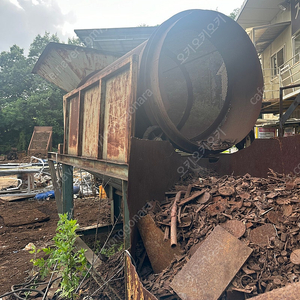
[48,152,128,181]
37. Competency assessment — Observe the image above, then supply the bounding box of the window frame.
[270,45,286,77]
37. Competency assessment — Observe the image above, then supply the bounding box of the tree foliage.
[0,32,65,153]
[229,8,240,20]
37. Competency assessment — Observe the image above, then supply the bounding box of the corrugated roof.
[253,22,291,53]
[75,26,157,55]
[236,0,284,29]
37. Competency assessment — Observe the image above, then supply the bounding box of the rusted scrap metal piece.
[286,181,295,190]
[198,191,211,204]
[178,190,205,206]
[178,216,192,228]
[137,214,181,273]
[267,210,283,224]
[250,281,300,300]
[226,286,245,300]
[290,249,300,264]
[207,197,227,216]
[170,226,252,300]
[164,226,170,241]
[283,205,293,216]
[220,220,246,238]
[218,185,235,196]
[185,184,193,197]
[249,224,276,246]
[238,191,251,200]
[276,198,291,205]
[126,254,158,300]
[171,191,181,248]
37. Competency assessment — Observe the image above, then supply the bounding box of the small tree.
[31,214,87,299]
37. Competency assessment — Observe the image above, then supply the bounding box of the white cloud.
[0,0,244,53]
[0,0,76,53]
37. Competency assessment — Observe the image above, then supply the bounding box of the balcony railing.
[262,53,300,102]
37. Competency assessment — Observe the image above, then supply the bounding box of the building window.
[271,47,284,76]
[294,32,300,63]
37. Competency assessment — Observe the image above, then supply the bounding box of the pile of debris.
[137,170,300,299]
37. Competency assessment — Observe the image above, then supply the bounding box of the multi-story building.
[237,0,300,136]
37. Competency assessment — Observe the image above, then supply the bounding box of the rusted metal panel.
[127,138,183,257]
[82,83,101,158]
[102,67,131,162]
[197,135,300,178]
[32,43,119,92]
[126,254,158,300]
[250,282,300,300]
[137,214,181,274]
[67,94,80,155]
[170,225,252,300]
[48,152,128,181]
[28,126,52,156]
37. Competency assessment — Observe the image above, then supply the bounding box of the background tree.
[0,32,66,153]
[229,8,240,20]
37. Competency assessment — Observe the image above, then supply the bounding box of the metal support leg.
[62,164,73,219]
[109,185,121,224]
[122,180,130,249]
[27,174,31,193]
[48,160,63,214]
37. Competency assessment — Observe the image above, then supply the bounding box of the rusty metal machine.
[33,9,300,299]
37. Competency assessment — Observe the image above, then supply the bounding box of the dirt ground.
[0,196,111,295]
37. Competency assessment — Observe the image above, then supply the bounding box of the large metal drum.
[138,9,263,154]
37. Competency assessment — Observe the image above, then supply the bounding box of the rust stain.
[103,68,131,162]
[82,84,101,157]
[126,254,158,300]
[68,95,80,155]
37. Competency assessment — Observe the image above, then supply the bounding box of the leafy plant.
[30,213,87,299]
[100,243,124,258]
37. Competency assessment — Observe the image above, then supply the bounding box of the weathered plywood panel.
[103,68,131,162]
[82,84,101,157]
[68,95,80,155]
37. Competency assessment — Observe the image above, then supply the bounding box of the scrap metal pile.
[137,170,300,299]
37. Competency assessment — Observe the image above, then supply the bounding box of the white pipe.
[6,178,23,191]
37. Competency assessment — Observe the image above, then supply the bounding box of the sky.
[0,0,245,53]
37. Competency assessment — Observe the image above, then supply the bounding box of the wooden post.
[62,164,74,219]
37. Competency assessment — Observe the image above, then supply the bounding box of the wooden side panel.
[102,67,131,162]
[67,94,80,155]
[82,83,101,157]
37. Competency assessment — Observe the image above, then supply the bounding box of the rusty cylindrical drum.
[137,9,263,154]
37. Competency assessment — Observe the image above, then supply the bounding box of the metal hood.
[32,42,120,92]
